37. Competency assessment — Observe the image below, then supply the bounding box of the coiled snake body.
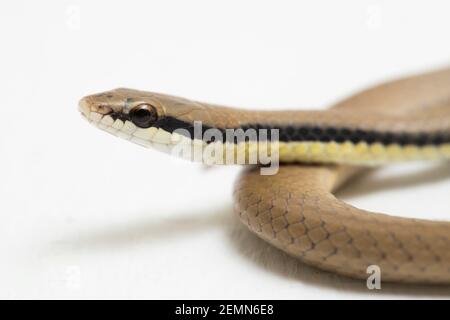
[79,68,450,284]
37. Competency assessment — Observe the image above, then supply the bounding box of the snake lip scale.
[79,67,450,284]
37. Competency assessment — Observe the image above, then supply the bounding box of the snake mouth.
[78,97,187,154]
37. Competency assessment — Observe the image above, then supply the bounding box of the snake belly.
[79,67,450,284]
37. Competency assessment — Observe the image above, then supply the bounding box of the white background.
[1,0,450,299]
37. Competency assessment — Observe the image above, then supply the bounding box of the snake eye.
[130,104,158,128]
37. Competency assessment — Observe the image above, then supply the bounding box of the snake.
[79,67,450,284]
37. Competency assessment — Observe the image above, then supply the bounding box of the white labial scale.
[170,132,185,145]
[112,119,124,130]
[133,127,158,141]
[89,112,102,122]
[122,121,137,135]
[152,129,173,144]
[101,115,114,126]
[93,116,119,135]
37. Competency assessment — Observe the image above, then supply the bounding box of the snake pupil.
[130,104,158,128]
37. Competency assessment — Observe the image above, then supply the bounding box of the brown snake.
[79,68,450,284]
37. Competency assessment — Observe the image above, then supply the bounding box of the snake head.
[78,88,206,152]
[78,88,167,127]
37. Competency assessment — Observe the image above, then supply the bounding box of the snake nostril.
[96,105,113,115]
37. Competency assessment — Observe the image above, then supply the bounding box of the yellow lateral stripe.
[231,141,450,164]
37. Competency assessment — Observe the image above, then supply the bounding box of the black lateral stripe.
[114,113,450,146]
